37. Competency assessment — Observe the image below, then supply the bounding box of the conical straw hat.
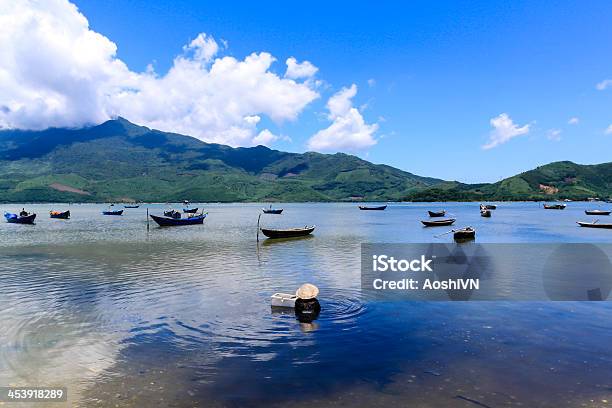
[296,283,319,300]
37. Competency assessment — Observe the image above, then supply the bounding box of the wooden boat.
[585,210,611,216]
[484,204,496,210]
[480,209,491,217]
[183,207,199,214]
[543,204,566,210]
[428,210,446,217]
[421,218,456,227]
[263,208,283,214]
[359,205,387,211]
[124,205,140,208]
[453,227,475,241]
[102,209,123,215]
[4,212,36,224]
[577,221,612,229]
[150,213,207,227]
[50,210,70,219]
[260,226,315,239]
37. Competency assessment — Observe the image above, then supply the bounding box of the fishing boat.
[260,226,315,239]
[183,207,199,214]
[543,204,566,210]
[358,205,387,211]
[453,227,475,241]
[263,206,283,214]
[484,204,497,210]
[480,209,491,217]
[577,221,612,229]
[4,212,36,224]
[50,210,70,219]
[150,212,207,227]
[421,218,456,227]
[585,210,611,216]
[102,209,123,215]
[124,205,140,208]
[428,210,446,217]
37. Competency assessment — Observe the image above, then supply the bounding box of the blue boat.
[5,212,36,224]
[150,213,207,227]
[102,209,124,215]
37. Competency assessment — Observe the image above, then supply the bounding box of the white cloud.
[367,78,376,87]
[482,113,530,150]
[307,84,378,152]
[183,33,219,63]
[252,129,278,146]
[547,128,562,142]
[284,57,318,80]
[0,0,320,146]
[605,125,612,135]
[596,79,612,90]
[568,117,579,125]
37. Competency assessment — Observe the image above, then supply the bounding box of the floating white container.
[271,293,298,308]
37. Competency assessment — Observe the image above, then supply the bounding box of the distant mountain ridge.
[0,118,442,202]
[0,118,609,202]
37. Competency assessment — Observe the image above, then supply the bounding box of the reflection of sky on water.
[0,202,611,406]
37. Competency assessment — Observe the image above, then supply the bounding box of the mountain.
[0,118,443,202]
[405,161,612,201]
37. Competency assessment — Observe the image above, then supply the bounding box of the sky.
[1,0,611,183]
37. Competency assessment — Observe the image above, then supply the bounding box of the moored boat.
[124,205,140,208]
[4,212,36,224]
[102,209,123,215]
[428,210,446,217]
[577,221,612,229]
[484,204,496,210]
[183,207,199,214]
[421,218,456,227]
[585,210,611,216]
[261,226,315,239]
[150,212,207,226]
[50,210,70,219]
[453,227,475,241]
[543,204,566,210]
[263,207,283,214]
[480,209,491,217]
[359,205,387,211]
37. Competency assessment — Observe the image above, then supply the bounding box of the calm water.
[0,202,611,407]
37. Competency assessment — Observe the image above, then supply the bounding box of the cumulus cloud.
[568,117,579,125]
[307,84,378,152]
[0,0,320,146]
[605,125,612,135]
[596,79,612,90]
[547,128,562,142]
[284,57,318,80]
[252,129,278,146]
[482,113,530,150]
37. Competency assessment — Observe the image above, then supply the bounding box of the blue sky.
[14,1,612,182]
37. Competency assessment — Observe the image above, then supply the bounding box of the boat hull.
[454,229,476,241]
[359,205,387,211]
[102,210,123,215]
[421,218,455,227]
[261,226,315,238]
[150,213,206,226]
[183,208,199,214]
[577,222,612,229]
[480,210,491,217]
[544,204,566,210]
[428,211,445,217]
[5,212,36,224]
[263,209,283,214]
[585,210,611,215]
[50,210,70,219]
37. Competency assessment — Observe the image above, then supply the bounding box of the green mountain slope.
[406,161,612,201]
[0,118,443,202]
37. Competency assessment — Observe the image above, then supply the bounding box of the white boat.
[271,293,297,308]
